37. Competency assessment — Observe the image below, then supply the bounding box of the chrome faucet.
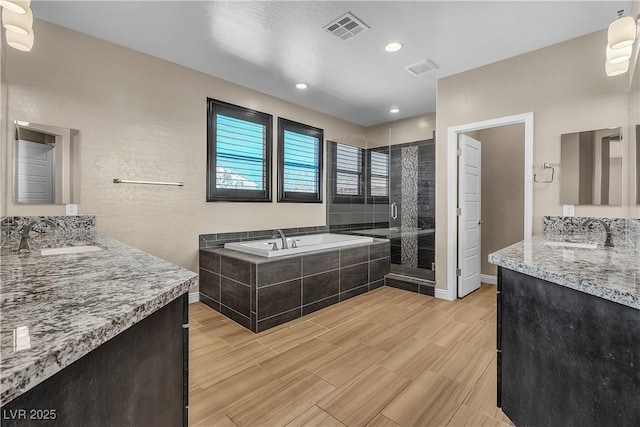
[271,229,288,250]
[18,219,57,253]
[582,219,614,247]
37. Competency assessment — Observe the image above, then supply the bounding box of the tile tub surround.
[1,215,96,238]
[199,225,329,249]
[489,235,640,310]
[0,233,197,406]
[199,239,390,332]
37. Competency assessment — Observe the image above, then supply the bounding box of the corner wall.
[435,29,631,290]
[3,20,364,279]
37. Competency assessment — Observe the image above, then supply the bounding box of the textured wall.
[3,20,365,284]
[435,29,632,290]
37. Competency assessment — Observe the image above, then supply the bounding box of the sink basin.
[544,241,597,249]
[40,245,104,256]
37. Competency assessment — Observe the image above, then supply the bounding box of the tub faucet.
[272,229,288,249]
[18,219,58,253]
[581,219,614,247]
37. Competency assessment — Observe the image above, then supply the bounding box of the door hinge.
[457,148,462,157]
[456,268,462,276]
[456,208,462,216]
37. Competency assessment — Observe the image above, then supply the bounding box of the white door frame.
[445,112,533,301]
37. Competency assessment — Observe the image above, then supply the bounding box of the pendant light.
[0,0,29,15]
[605,59,629,77]
[6,28,33,51]
[605,43,632,64]
[607,11,637,49]
[2,6,32,35]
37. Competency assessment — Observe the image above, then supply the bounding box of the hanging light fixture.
[6,28,33,51]
[605,59,629,77]
[0,0,29,15]
[607,10,637,49]
[2,7,32,35]
[605,43,632,64]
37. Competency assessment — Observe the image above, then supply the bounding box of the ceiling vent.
[405,59,439,76]
[324,12,369,40]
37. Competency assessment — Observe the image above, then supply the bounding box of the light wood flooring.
[188,284,513,427]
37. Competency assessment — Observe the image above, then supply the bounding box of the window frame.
[329,141,365,204]
[366,147,390,204]
[277,118,324,203]
[206,98,273,202]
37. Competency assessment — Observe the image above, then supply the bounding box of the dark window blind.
[207,98,272,202]
[278,118,323,203]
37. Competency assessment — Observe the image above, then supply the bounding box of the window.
[277,118,323,203]
[329,141,365,203]
[207,98,272,202]
[367,147,389,203]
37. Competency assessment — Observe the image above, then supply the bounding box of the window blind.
[369,150,389,197]
[336,143,363,196]
[282,130,319,193]
[207,97,272,202]
[215,114,267,190]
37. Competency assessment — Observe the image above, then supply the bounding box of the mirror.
[13,121,80,205]
[560,127,623,206]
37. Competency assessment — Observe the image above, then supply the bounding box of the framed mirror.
[560,127,623,206]
[13,121,80,205]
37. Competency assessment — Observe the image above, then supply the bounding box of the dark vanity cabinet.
[497,267,640,426]
[1,295,189,427]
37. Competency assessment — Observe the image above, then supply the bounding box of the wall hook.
[533,163,555,183]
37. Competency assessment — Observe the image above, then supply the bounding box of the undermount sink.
[544,241,597,249]
[40,245,104,256]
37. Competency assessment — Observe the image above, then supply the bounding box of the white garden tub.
[224,233,374,258]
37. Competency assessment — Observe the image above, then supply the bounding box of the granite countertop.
[0,233,197,406]
[489,234,639,310]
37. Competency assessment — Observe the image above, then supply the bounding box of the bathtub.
[224,233,374,257]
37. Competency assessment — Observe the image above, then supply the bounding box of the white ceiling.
[32,1,631,126]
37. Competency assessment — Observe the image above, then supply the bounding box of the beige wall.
[3,20,365,282]
[436,29,631,290]
[365,114,436,147]
[465,124,525,277]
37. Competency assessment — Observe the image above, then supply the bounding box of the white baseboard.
[435,288,455,301]
[480,274,497,285]
[188,292,200,304]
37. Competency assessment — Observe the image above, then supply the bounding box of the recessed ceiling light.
[390,107,400,114]
[385,42,403,53]
[295,83,308,90]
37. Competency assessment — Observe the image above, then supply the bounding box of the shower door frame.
[445,112,534,301]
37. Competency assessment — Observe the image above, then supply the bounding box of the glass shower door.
[389,139,435,282]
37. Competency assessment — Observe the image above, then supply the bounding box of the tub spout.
[272,229,288,249]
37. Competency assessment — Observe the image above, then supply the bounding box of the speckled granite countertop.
[0,233,197,406]
[489,234,639,310]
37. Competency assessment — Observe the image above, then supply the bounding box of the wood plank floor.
[188,284,513,427]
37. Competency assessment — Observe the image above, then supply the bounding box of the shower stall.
[327,135,436,291]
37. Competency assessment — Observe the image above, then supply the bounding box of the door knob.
[478,220,484,225]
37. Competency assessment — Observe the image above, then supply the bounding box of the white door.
[14,139,55,203]
[458,134,482,298]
